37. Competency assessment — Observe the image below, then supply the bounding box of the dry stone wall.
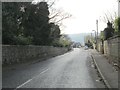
[2,45,68,65]
[104,35,120,62]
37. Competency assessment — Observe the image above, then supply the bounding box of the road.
[3,48,105,88]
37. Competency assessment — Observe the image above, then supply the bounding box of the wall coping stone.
[107,35,120,40]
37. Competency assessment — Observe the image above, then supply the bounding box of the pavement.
[90,49,119,89]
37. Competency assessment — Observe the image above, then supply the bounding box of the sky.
[52,0,118,34]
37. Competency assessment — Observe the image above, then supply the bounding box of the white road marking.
[16,79,32,89]
[32,68,49,79]
[15,68,49,89]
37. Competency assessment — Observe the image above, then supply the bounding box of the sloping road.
[3,48,105,88]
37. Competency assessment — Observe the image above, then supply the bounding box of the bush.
[114,17,120,35]
[13,36,33,45]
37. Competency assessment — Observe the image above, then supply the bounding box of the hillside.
[67,33,91,45]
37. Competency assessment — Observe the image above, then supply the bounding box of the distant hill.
[67,33,91,45]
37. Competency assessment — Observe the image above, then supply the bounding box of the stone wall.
[2,45,68,65]
[104,35,120,62]
[97,41,103,53]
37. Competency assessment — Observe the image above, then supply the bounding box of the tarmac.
[90,49,119,89]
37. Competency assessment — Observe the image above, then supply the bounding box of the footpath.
[90,49,118,89]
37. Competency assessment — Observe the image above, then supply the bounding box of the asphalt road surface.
[3,48,105,88]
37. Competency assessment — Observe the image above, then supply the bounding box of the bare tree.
[33,0,72,27]
[32,0,57,7]
[99,11,117,24]
[49,8,72,26]
[47,0,72,26]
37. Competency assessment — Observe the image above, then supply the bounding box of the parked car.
[84,46,88,50]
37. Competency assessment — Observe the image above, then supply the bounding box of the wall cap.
[107,35,120,40]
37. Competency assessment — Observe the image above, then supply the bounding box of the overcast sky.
[52,0,118,34]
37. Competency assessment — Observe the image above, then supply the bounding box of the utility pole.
[96,20,98,50]
[92,30,97,43]
[92,30,97,49]
[118,0,120,17]
[96,20,98,39]
[91,33,92,42]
